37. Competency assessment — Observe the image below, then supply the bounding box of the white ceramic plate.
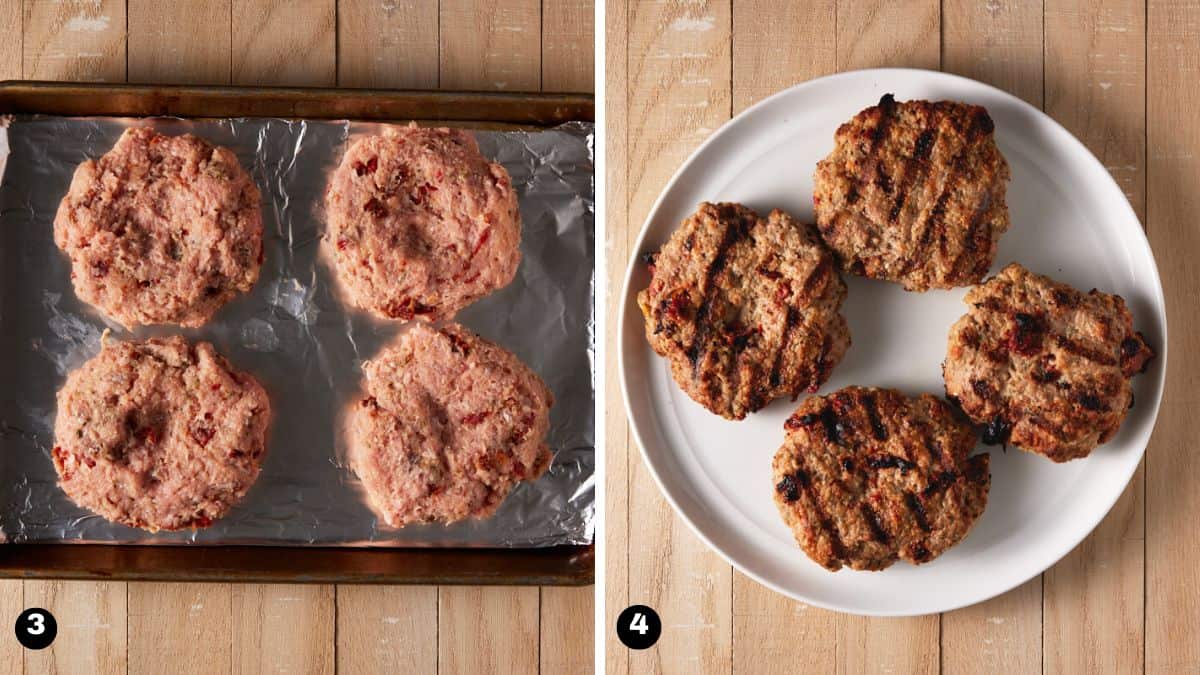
[618,68,1167,616]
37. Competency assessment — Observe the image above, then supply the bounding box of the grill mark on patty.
[787,456,848,564]
[1054,334,1118,366]
[949,188,995,281]
[908,109,994,277]
[862,393,888,441]
[886,115,941,224]
[904,491,932,532]
[685,213,754,371]
[851,94,900,210]
[922,470,960,497]
[866,454,916,471]
[818,405,844,445]
[798,257,833,302]
[971,295,1120,368]
[767,307,799,389]
[861,503,891,545]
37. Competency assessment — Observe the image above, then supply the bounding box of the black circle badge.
[616,604,661,650]
[15,608,56,650]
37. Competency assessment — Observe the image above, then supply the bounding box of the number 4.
[629,612,649,635]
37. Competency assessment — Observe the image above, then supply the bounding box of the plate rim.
[616,66,1169,617]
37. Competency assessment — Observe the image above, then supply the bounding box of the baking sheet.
[0,116,594,547]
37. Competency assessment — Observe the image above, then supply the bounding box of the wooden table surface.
[606,0,1198,673]
[0,1,593,673]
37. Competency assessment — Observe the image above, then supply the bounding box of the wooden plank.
[730,5,838,672]
[943,0,1044,106]
[732,0,835,111]
[1146,0,1200,671]
[439,586,540,675]
[941,580,1043,674]
[604,0,631,672]
[540,586,594,673]
[231,0,335,86]
[625,1,733,672]
[836,0,940,70]
[836,614,939,675]
[439,0,541,91]
[128,0,231,85]
[336,0,438,89]
[336,586,438,674]
[0,0,19,79]
[832,3,941,670]
[733,586,837,675]
[128,582,232,675]
[940,3,1045,672]
[0,580,19,675]
[22,0,126,82]
[23,581,125,675]
[231,584,334,675]
[542,0,594,93]
[1043,1,1147,673]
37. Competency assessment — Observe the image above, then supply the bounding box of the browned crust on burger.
[813,95,1010,291]
[53,337,271,532]
[636,202,851,420]
[773,387,990,571]
[943,263,1155,462]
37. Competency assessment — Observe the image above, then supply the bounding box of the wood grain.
[439,0,541,91]
[604,0,630,672]
[1043,1,1147,673]
[22,0,126,82]
[542,0,594,93]
[0,580,19,675]
[336,586,438,674]
[625,2,733,671]
[23,581,125,675]
[835,0,940,70]
[439,586,540,675]
[729,6,839,672]
[837,613,939,675]
[941,581,1043,674]
[128,583,232,675]
[732,0,835,112]
[541,586,595,673]
[1147,0,1200,671]
[336,0,438,88]
[943,0,1044,106]
[232,0,335,86]
[0,0,19,79]
[232,584,334,674]
[128,0,231,84]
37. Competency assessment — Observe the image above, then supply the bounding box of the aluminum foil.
[0,116,594,547]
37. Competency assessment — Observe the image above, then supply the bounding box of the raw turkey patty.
[53,336,271,531]
[53,127,263,328]
[349,323,553,526]
[324,125,521,321]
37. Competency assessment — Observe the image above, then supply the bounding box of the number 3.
[629,612,649,635]
[26,613,44,636]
